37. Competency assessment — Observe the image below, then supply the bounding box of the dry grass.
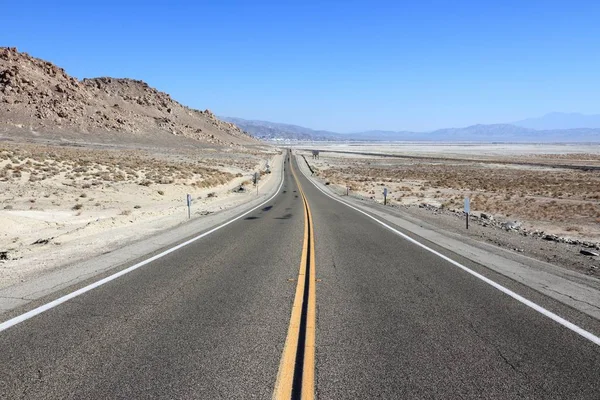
[0,143,241,189]
[314,155,600,227]
[0,142,273,223]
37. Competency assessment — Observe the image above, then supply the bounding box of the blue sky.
[3,1,600,132]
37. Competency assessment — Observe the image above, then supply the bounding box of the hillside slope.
[0,47,257,146]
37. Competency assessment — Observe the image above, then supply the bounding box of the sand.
[0,142,282,288]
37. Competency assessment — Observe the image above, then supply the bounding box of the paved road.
[0,157,305,399]
[1,153,600,399]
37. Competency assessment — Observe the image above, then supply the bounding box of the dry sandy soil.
[297,143,600,276]
[0,141,280,288]
[0,46,281,288]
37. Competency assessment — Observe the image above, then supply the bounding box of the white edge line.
[0,159,286,333]
[296,155,600,347]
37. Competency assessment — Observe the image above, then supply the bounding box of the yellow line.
[302,195,316,400]
[272,156,316,400]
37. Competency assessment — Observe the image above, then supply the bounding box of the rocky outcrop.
[0,47,257,146]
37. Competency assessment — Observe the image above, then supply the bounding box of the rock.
[543,234,559,242]
[0,46,257,144]
[480,213,493,221]
[580,249,599,257]
[502,221,521,231]
[32,237,52,245]
[0,251,7,260]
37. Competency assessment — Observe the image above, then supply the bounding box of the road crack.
[541,285,600,311]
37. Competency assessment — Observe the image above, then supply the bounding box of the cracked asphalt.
[1,154,600,399]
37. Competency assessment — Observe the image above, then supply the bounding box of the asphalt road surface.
[1,152,600,399]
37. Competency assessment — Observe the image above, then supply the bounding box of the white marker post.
[253,172,260,195]
[383,187,388,205]
[464,197,470,229]
[187,194,192,219]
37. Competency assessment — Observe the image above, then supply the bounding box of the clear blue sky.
[3,0,600,132]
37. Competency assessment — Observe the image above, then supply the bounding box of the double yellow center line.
[272,156,316,400]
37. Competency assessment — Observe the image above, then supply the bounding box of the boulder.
[502,221,521,231]
[543,234,560,242]
[580,249,599,257]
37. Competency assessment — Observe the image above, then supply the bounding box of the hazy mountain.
[224,116,600,142]
[428,124,536,140]
[513,112,600,130]
[220,117,343,141]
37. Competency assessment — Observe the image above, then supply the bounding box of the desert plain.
[296,142,600,276]
[0,140,279,288]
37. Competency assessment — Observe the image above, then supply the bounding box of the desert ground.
[296,143,600,276]
[0,47,280,288]
[0,140,280,288]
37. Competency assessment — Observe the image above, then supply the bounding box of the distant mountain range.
[513,112,600,130]
[221,113,600,142]
[219,117,341,141]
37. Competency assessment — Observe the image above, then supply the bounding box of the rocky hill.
[0,47,257,146]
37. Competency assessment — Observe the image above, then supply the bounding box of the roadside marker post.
[383,187,388,205]
[253,172,260,195]
[464,197,470,229]
[347,186,349,196]
[186,194,192,219]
